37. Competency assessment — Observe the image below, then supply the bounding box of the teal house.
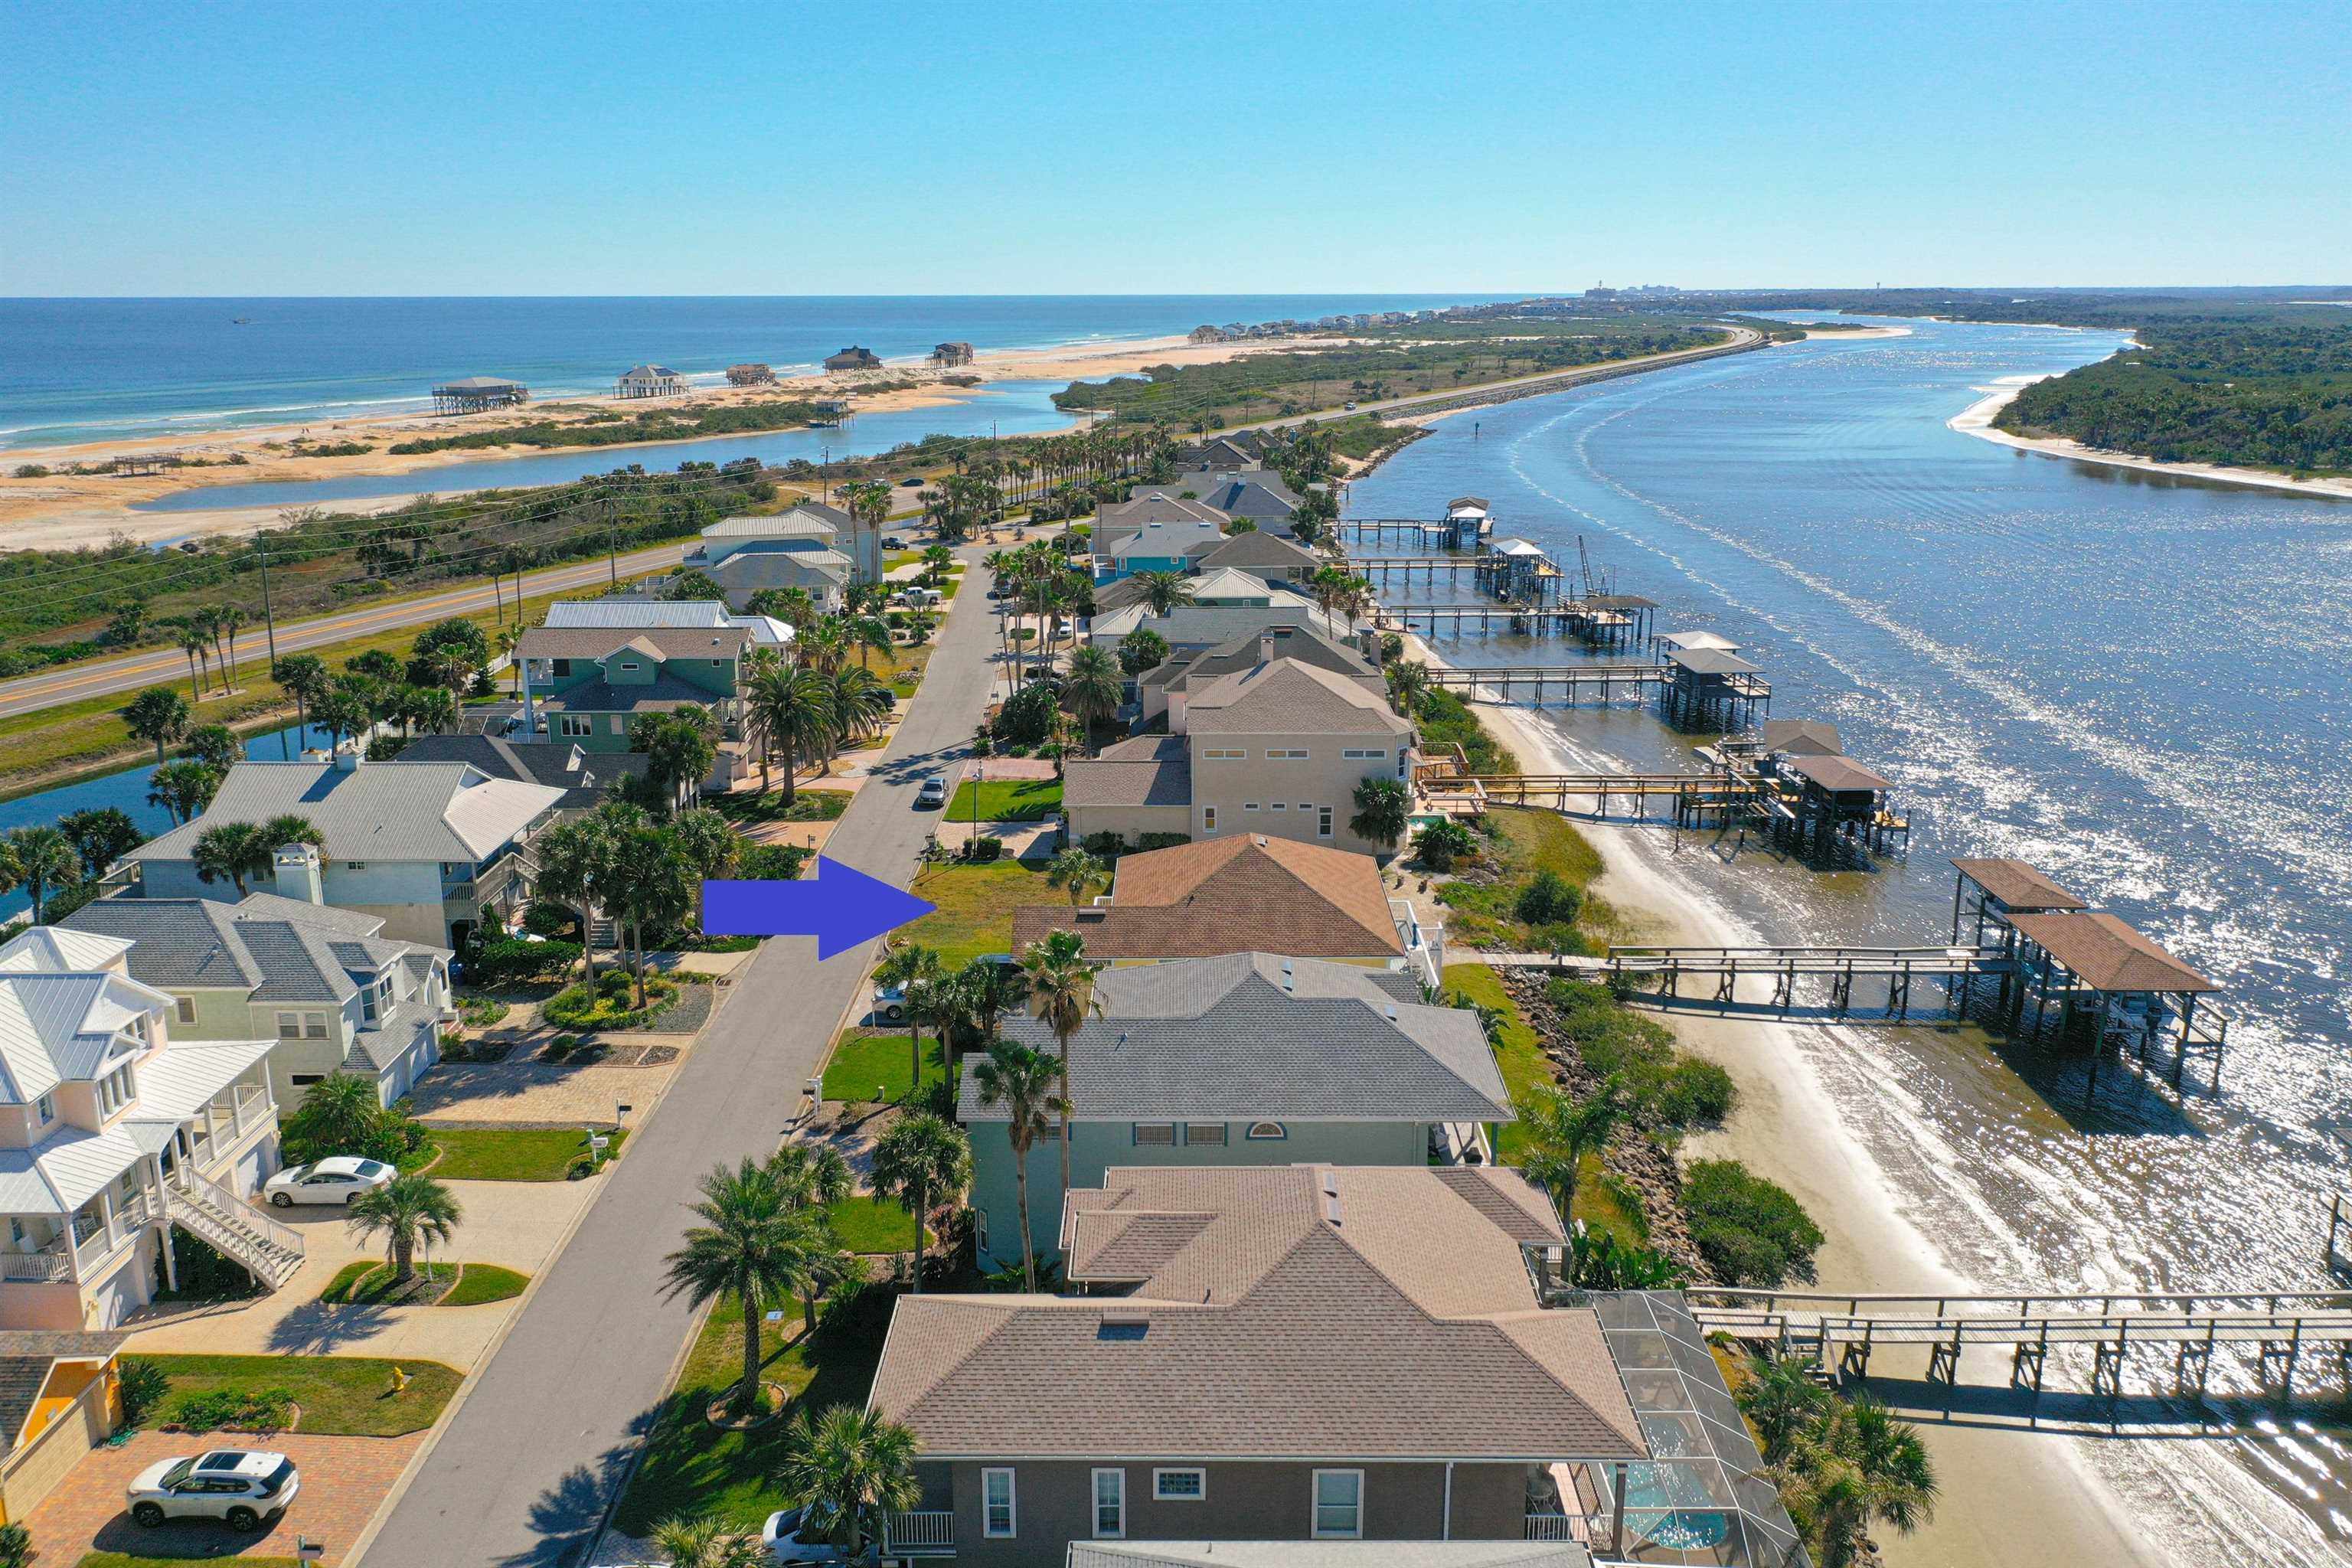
[958,952,1509,1273]
[517,624,750,753]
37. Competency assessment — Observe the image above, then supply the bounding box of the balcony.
[0,1240,72,1283]
[883,1511,956,1556]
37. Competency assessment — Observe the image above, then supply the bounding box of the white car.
[128,1449,300,1531]
[763,1508,842,1563]
[261,1155,394,1207]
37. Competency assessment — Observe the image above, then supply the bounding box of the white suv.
[127,1449,300,1531]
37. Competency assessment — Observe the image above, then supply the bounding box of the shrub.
[1081,831,1127,858]
[1542,978,1734,1133]
[1684,1159,1824,1287]
[967,835,1004,863]
[117,1357,172,1426]
[1413,819,1478,871]
[1573,1230,1688,1290]
[11,465,49,479]
[739,844,812,880]
[1516,870,1581,926]
[468,937,582,986]
[992,680,1060,745]
[521,900,577,937]
[172,1385,294,1432]
[1138,832,1191,851]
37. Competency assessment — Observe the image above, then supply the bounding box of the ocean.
[1346,315,2352,1565]
[0,293,1495,449]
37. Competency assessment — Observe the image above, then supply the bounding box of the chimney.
[1257,633,1276,665]
[272,844,324,905]
[332,746,364,773]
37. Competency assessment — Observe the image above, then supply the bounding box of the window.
[1267,748,1308,760]
[175,997,197,1024]
[1269,802,1286,812]
[558,715,591,738]
[1313,1470,1363,1538]
[1132,1123,1176,1147]
[276,1011,302,1040]
[1154,1468,1207,1501]
[1343,748,1386,760]
[982,1468,1016,1538]
[616,660,641,673]
[304,1012,329,1039]
[1318,808,1334,838]
[34,1093,53,1125]
[973,1208,988,1253]
[1092,1468,1125,1538]
[97,1064,133,1117]
[1184,1123,1227,1146]
[1246,1121,1287,1141]
[345,861,368,871]
[290,1074,324,1088]
[550,658,573,678]
[1202,748,1245,760]
[361,991,377,1024]
[1243,802,1259,813]
[1201,807,1217,833]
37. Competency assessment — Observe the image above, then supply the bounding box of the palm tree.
[1019,929,1100,1197]
[146,760,220,827]
[532,817,614,986]
[604,822,694,1006]
[661,1158,805,1416]
[495,625,524,695]
[1349,776,1411,853]
[969,1041,1067,1291]
[919,543,955,588]
[1513,1080,1625,1227]
[1059,646,1122,751]
[1044,847,1106,908]
[122,686,191,763]
[849,614,894,671]
[192,609,225,691]
[177,626,211,700]
[425,644,478,707]
[744,665,835,804]
[403,683,458,736]
[1772,1393,1938,1568]
[1129,569,1196,616]
[797,616,851,675]
[825,665,895,765]
[952,955,1027,1048]
[646,1516,768,1568]
[191,822,274,897]
[774,1404,922,1563]
[275,654,328,736]
[874,942,944,1098]
[871,1112,972,1295]
[1385,658,1430,717]
[1739,1350,1834,1465]
[260,813,325,852]
[345,1171,462,1285]
[6,828,76,924]
[671,806,740,882]
[217,606,250,688]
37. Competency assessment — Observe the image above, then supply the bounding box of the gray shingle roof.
[58,899,259,989]
[63,896,446,1012]
[959,953,1504,1122]
[125,761,563,866]
[1063,746,1191,810]
[1190,530,1321,575]
[1187,658,1413,738]
[398,735,649,808]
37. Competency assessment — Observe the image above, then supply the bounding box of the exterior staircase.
[166,1174,305,1290]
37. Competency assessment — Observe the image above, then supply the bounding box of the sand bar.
[1952,376,2352,503]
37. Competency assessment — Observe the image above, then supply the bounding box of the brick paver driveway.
[28,1429,423,1565]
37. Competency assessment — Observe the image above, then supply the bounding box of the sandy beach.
[1804,324,1914,341]
[1402,628,2160,1566]
[0,330,1308,550]
[1952,376,2352,503]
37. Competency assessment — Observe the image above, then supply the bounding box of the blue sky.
[5,0,2346,296]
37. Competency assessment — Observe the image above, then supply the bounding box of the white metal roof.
[126,1039,276,1123]
[0,929,132,974]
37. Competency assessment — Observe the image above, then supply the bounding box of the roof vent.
[1384,1004,1398,1021]
[1320,1168,1339,1197]
[1098,1311,1150,1341]
[1254,835,1268,848]
[1321,1194,1343,1227]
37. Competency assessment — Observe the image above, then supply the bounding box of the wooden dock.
[1370,603,1634,640]
[1420,663,1664,704]
[1490,942,2004,1016]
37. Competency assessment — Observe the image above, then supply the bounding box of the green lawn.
[612,1282,897,1534]
[825,1194,924,1253]
[317,1260,531,1307]
[133,1354,460,1436]
[427,1125,626,1181]
[318,1260,456,1305]
[820,1028,948,1105]
[946,776,1063,822]
[445,1263,532,1305]
[1434,804,1612,951]
[901,861,1048,967]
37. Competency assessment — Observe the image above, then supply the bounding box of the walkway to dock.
[1421,664,1667,703]
[1686,1286,2352,1414]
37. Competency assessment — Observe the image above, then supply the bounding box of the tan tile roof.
[871,1165,1641,1462]
[1187,658,1412,738]
[1010,836,1403,960]
[2007,911,2220,994]
[1951,857,2086,913]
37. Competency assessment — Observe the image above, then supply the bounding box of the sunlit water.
[1347,316,2352,1565]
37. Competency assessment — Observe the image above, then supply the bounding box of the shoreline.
[1396,629,2158,1566]
[1951,377,2352,503]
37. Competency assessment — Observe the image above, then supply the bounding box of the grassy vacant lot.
[137,1354,460,1437]
[821,1028,947,1105]
[825,1194,923,1253]
[612,1282,896,1534]
[427,1125,626,1181]
[901,861,1047,967]
[1432,805,1609,952]
[1439,960,1642,1248]
[946,775,1062,822]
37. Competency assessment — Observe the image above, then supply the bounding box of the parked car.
[872,985,907,1021]
[1345,400,1358,409]
[914,775,948,809]
[261,1155,394,1207]
[763,1507,841,1563]
[128,1449,300,1531]
[883,533,910,547]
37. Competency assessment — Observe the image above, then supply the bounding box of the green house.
[518,626,749,754]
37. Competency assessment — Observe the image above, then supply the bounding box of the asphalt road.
[353,557,997,1568]
[0,542,691,720]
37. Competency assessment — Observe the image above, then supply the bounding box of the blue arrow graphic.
[701,858,936,960]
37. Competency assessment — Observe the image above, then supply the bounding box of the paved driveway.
[129,1178,596,1370]
[358,547,1005,1567]
[28,1429,423,1566]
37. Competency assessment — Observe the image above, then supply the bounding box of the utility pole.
[608,517,619,587]
[255,536,280,673]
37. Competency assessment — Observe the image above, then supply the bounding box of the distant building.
[930,341,975,367]
[724,363,775,387]
[1187,325,1230,344]
[683,503,878,603]
[823,346,884,371]
[615,364,684,399]
[516,623,751,774]
[430,376,528,415]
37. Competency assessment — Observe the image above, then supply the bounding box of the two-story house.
[959,954,1506,1273]
[116,756,564,948]
[868,1164,1738,1567]
[1134,471,1302,531]
[1010,837,1442,991]
[1138,626,1382,732]
[684,505,880,599]
[1187,529,1321,587]
[1090,496,1231,582]
[63,889,454,1108]
[1093,568,1287,619]
[1065,655,1414,858]
[518,623,748,750]
[0,928,296,1331]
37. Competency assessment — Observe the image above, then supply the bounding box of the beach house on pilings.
[615,364,684,398]
[825,346,884,371]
